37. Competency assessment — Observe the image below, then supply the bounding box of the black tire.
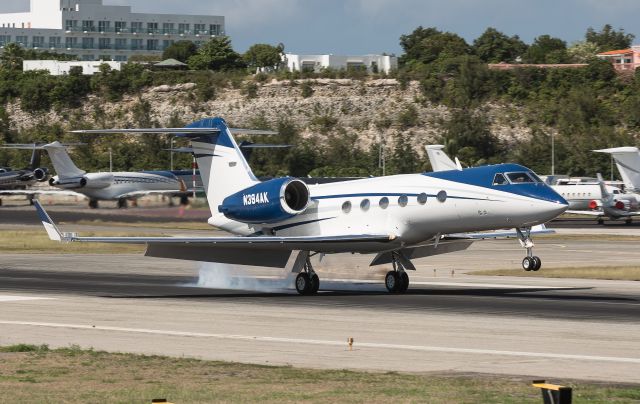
[532,256,542,271]
[597,218,604,225]
[385,271,399,293]
[89,199,99,209]
[625,218,633,225]
[295,273,311,295]
[310,274,320,294]
[399,272,409,293]
[117,199,128,209]
[522,257,534,271]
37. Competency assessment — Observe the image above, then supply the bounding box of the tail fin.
[28,146,42,170]
[596,173,610,199]
[186,118,259,216]
[43,141,86,178]
[594,147,640,192]
[426,145,462,172]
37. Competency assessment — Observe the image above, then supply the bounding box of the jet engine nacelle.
[49,173,113,189]
[612,198,637,211]
[33,167,49,182]
[219,177,310,224]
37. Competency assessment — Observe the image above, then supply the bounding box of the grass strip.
[73,219,213,230]
[472,266,640,281]
[0,344,638,403]
[0,230,145,254]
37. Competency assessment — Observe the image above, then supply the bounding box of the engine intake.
[33,167,49,182]
[219,178,310,224]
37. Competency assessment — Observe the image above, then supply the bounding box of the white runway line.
[0,296,53,303]
[1,320,639,364]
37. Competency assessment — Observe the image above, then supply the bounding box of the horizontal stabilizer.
[71,128,278,136]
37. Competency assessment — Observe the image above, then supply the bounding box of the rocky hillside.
[6,78,530,155]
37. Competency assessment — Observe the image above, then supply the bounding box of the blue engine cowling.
[219,178,310,224]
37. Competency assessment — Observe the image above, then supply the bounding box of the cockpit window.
[493,173,508,185]
[528,172,544,183]
[506,172,535,184]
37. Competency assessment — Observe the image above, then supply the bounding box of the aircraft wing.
[565,210,604,216]
[34,201,398,266]
[117,189,190,199]
[0,189,84,197]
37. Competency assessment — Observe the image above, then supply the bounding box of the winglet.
[34,200,63,242]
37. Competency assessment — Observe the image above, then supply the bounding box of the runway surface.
[1,248,639,383]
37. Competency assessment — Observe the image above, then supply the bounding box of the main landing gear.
[295,257,320,295]
[88,199,99,209]
[517,227,541,272]
[385,252,410,293]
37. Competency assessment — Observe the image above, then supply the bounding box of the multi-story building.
[0,0,225,61]
[284,54,398,74]
[597,46,640,72]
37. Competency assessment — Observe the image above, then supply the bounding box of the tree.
[0,43,25,70]
[243,43,284,71]
[400,26,441,63]
[442,108,501,166]
[187,37,243,71]
[472,27,527,63]
[399,27,470,66]
[162,40,198,63]
[523,35,569,63]
[586,24,634,52]
[567,40,600,62]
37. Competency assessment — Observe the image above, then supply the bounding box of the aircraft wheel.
[399,272,410,293]
[531,256,542,271]
[295,273,311,295]
[625,218,633,225]
[597,218,604,225]
[385,271,399,293]
[522,257,534,271]
[310,274,320,294]
[117,199,128,209]
[88,199,99,209]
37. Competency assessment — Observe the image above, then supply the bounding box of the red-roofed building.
[597,47,640,71]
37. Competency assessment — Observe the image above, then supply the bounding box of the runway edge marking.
[1,320,639,364]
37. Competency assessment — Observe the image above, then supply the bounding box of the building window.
[162,23,174,34]
[65,19,78,31]
[178,23,189,34]
[115,38,127,50]
[98,20,110,32]
[0,35,11,46]
[82,37,94,49]
[209,24,221,35]
[65,37,77,49]
[98,38,111,49]
[147,22,158,34]
[131,38,143,50]
[82,20,95,31]
[114,55,127,61]
[162,40,174,50]
[98,54,111,61]
[81,54,95,61]
[131,22,142,33]
[194,23,206,34]
[146,39,158,51]
[49,36,61,49]
[32,36,44,48]
[114,21,126,33]
[16,36,28,46]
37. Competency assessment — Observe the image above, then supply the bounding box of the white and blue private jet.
[34,117,568,294]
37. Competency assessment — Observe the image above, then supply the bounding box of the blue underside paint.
[423,163,568,205]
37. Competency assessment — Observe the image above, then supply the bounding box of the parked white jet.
[43,141,187,208]
[34,118,568,294]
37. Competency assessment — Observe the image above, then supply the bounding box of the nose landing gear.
[517,227,541,271]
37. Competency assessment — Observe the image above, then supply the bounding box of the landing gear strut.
[117,198,128,209]
[88,199,99,209]
[517,227,541,271]
[385,252,410,293]
[295,257,320,295]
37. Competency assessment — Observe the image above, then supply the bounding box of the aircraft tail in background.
[594,147,640,191]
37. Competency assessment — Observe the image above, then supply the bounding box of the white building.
[0,0,225,61]
[23,59,122,75]
[284,53,398,74]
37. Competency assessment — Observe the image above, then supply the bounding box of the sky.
[7,0,640,54]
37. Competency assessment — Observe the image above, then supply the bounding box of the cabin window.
[341,201,351,213]
[437,190,447,203]
[493,173,507,185]
[417,192,428,205]
[398,195,408,207]
[360,199,370,211]
[379,197,389,209]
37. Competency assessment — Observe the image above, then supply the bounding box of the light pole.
[170,137,174,171]
[550,131,555,176]
[108,147,113,172]
[378,134,386,176]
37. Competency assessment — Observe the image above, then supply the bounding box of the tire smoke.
[196,262,296,292]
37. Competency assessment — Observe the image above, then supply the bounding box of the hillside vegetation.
[1,25,639,179]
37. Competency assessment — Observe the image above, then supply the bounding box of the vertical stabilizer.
[186,118,259,217]
[594,147,640,191]
[43,141,86,178]
[426,145,462,172]
[28,146,41,170]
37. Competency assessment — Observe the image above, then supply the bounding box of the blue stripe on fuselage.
[423,163,567,204]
